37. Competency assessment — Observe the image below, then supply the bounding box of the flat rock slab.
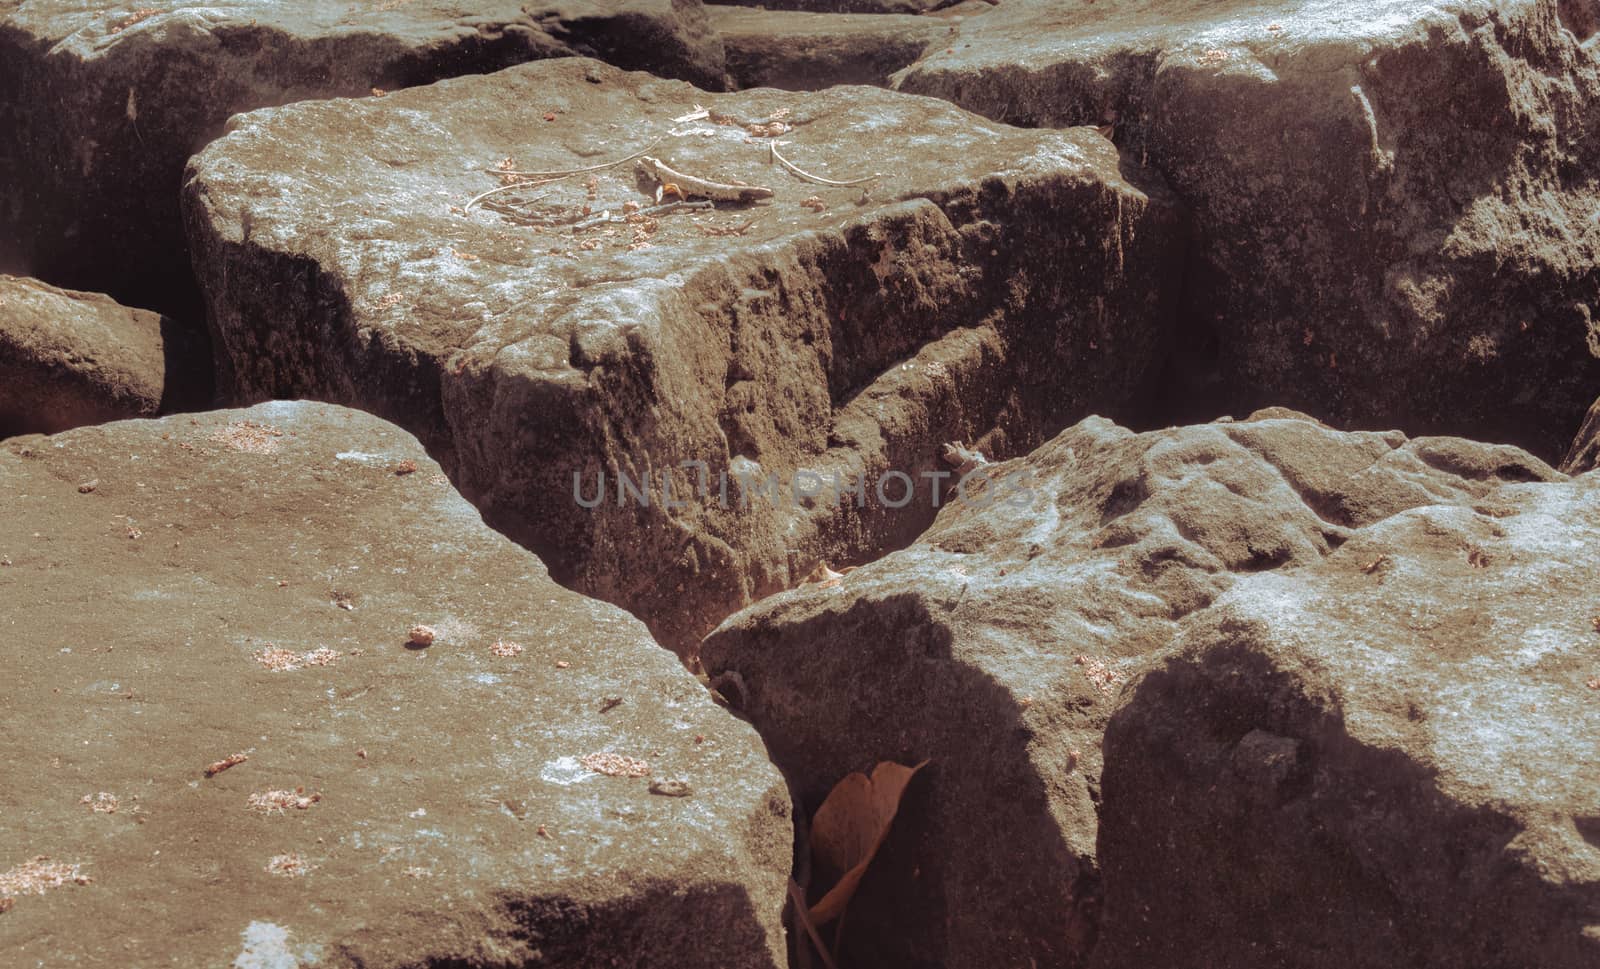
[709,6,943,89]
[1097,474,1600,968]
[0,0,726,319]
[0,274,205,437]
[896,0,1600,460]
[183,58,1183,653]
[0,402,789,968]
[700,410,1559,968]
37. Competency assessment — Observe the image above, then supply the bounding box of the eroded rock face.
[182,58,1183,653]
[711,0,954,14]
[896,0,1600,460]
[0,401,789,968]
[1561,395,1600,471]
[0,0,726,320]
[0,274,207,437]
[1096,474,1600,969]
[710,6,942,90]
[699,410,1560,968]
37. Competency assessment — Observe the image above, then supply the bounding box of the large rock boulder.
[699,409,1559,968]
[0,0,727,320]
[0,274,207,437]
[182,57,1183,653]
[710,6,943,90]
[895,0,1600,461]
[0,401,790,968]
[1096,472,1600,968]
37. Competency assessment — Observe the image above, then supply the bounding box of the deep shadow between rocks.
[705,592,1097,969]
[156,310,216,414]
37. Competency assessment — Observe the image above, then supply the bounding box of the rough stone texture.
[710,0,954,14]
[0,274,208,437]
[182,58,1183,654]
[0,0,727,321]
[0,401,790,968]
[895,0,1600,461]
[699,409,1559,968]
[710,6,942,90]
[1096,473,1600,969]
[1561,394,1600,471]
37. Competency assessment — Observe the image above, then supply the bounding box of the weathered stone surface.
[699,410,1560,968]
[710,0,954,14]
[182,58,1183,653]
[0,274,207,437]
[0,401,789,968]
[0,0,727,320]
[1096,473,1600,969]
[710,6,942,90]
[896,0,1600,461]
[1561,394,1600,471]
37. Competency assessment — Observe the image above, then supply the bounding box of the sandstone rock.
[182,58,1183,653]
[0,274,207,437]
[1561,394,1600,472]
[710,6,942,90]
[711,0,954,14]
[0,0,727,320]
[1096,473,1600,969]
[896,0,1600,461]
[699,411,1559,968]
[0,401,789,968]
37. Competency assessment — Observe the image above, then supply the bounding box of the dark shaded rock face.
[895,0,1600,461]
[0,401,790,968]
[1097,474,1600,969]
[1562,394,1600,471]
[0,0,727,321]
[0,274,209,436]
[710,6,943,90]
[182,57,1184,653]
[699,410,1559,968]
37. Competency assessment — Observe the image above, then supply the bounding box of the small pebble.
[408,625,436,647]
[648,778,692,798]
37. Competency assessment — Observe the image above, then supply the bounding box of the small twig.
[769,141,881,187]
[464,181,552,212]
[640,156,774,203]
[572,199,714,231]
[700,219,759,237]
[570,211,615,232]
[485,135,666,180]
[788,879,840,969]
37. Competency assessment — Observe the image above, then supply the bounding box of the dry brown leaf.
[204,752,248,777]
[807,758,928,925]
[802,562,845,589]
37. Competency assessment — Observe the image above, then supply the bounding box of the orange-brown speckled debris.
[0,857,90,897]
[264,853,315,878]
[581,752,651,778]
